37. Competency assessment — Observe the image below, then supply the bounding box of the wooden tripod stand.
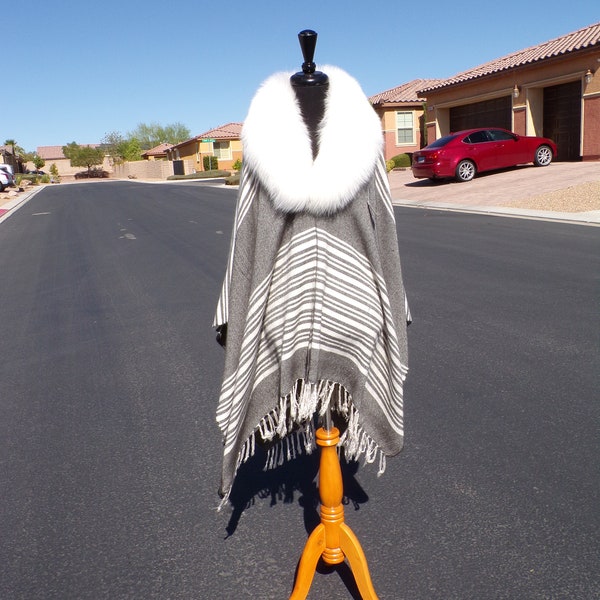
[290,426,379,599]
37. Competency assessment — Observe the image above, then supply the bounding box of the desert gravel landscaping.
[504,180,600,213]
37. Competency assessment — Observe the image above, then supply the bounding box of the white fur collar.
[241,65,383,215]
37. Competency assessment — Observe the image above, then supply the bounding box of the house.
[166,122,243,172]
[419,22,600,161]
[0,145,20,171]
[141,142,174,161]
[369,79,440,161]
[33,145,112,178]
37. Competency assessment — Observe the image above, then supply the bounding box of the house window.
[213,141,232,160]
[396,111,414,145]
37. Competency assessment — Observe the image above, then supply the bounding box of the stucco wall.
[170,139,242,172]
[112,160,194,179]
[375,106,425,159]
[26,156,112,178]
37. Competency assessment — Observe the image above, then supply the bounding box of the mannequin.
[290,30,333,433]
[287,31,380,600]
[213,30,410,598]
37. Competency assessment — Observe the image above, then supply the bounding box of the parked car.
[411,128,557,182]
[26,169,46,175]
[0,165,15,191]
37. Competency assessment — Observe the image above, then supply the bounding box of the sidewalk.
[0,185,44,224]
[388,161,600,225]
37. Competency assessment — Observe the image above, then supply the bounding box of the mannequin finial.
[291,29,329,87]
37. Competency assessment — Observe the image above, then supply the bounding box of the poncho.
[214,65,410,505]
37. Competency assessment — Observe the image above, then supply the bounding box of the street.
[0,181,598,599]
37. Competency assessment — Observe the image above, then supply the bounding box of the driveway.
[389,161,600,223]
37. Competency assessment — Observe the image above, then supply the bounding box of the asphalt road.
[0,182,598,599]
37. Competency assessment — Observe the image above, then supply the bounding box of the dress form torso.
[293,84,328,160]
[290,35,330,428]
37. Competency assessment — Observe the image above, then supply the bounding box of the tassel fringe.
[235,378,388,479]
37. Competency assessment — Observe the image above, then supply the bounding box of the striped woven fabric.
[213,66,410,505]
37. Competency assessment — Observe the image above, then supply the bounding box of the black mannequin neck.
[293,83,329,160]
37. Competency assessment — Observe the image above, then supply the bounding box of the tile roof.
[36,144,100,160]
[421,21,600,92]
[369,79,441,104]
[197,122,243,139]
[173,122,244,149]
[37,146,67,159]
[141,142,174,157]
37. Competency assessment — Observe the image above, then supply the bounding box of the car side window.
[488,129,515,141]
[464,131,490,144]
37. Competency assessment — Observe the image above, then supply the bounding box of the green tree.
[21,151,36,164]
[121,138,142,162]
[3,139,27,158]
[102,131,154,162]
[33,155,46,170]
[62,142,105,175]
[127,122,190,150]
[100,131,126,165]
[4,138,17,157]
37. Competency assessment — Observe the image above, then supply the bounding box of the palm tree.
[4,139,26,172]
[4,139,16,157]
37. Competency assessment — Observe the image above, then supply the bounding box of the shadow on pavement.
[224,447,370,539]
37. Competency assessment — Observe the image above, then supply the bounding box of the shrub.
[225,174,240,185]
[390,153,412,168]
[49,163,60,183]
[232,159,243,172]
[41,174,51,183]
[385,159,395,172]
[20,174,40,184]
[203,155,218,171]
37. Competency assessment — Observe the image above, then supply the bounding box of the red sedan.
[411,128,557,182]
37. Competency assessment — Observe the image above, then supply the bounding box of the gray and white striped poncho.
[213,66,409,505]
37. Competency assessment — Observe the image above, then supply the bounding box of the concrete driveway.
[389,161,600,224]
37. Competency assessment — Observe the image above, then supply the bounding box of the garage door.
[543,81,581,161]
[450,96,512,132]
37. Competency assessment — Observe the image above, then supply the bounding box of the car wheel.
[455,159,476,182]
[534,145,553,166]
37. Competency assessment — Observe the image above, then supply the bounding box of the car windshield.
[426,134,458,149]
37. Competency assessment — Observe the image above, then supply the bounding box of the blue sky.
[5,1,597,152]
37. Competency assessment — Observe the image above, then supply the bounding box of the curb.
[393,199,600,226]
[0,187,45,225]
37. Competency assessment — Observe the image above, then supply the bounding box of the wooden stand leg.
[290,427,379,600]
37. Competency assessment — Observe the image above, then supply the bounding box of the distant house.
[0,145,20,171]
[34,145,112,178]
[141,142,174,161]
[370,79,440,161]
[419,22,600,161]
[166,122,243,172]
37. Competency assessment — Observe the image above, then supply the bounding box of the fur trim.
[241,65,383,216]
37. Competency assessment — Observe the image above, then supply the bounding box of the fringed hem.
[238,379,387,476]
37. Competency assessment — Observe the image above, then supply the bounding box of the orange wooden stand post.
[290,426,379,600]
